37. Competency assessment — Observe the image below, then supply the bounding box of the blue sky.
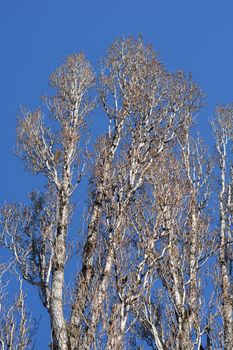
[1,0,233,348]
[1,0,233,202]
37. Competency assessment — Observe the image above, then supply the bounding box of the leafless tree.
[0,260,34,350]
[2,53,95,350]
[69,37,203,350]
[211,105,233,350]
[1,36,232,350]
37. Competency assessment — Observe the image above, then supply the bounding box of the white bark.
[218,139,233,349]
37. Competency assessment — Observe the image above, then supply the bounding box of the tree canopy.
[0,36,232,350]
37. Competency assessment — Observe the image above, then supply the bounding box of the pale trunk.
[168,225,192,350]
[107,307,124,350]
[50,150,71,350]
[219,143,233,350]
[106,300,129,350]
[50,193,68,350]
[83,245,115,349]
[189,196,198,331]
[183,132,199,339]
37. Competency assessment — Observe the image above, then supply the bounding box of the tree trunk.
[50,178,70,350]
[83,244,115,349]
[219,143,233,350]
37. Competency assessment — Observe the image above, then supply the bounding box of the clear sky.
[1,0,233,348]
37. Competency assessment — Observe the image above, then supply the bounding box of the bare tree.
[1,36,232,350]
[212,105,233,350]
[126,141,213,350]
[0,261,34,350]
[2,53,94,350]
[69,37,203,350]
